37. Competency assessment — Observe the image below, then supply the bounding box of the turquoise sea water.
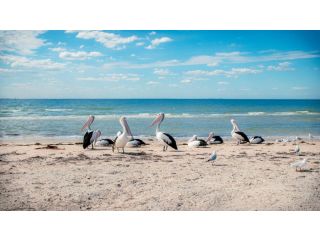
[0,99,319,140]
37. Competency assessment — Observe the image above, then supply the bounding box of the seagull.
[290,158,307,172]
[207,151,217,165]
[294,145,300,155]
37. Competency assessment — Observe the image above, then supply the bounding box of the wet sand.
[0,139,319,210]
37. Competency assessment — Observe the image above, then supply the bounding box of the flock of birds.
[80,113,309,170]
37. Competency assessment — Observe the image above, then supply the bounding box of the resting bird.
[290,158,307,171]
[230,119,250,144]
[249,136,265,144]
[187,135,209,148]
[207,132,223,144]
[96,138,114,147]
[115,131,146,148]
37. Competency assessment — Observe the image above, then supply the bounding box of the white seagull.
[290,158,307,172]
[150,113,178,151]
[113,117,133,153]
[294,145,300,155]
[207,151,217,165]
[230,119,250,145]
[81,115,102,149]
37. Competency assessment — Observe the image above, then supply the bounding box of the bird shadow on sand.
[298,169,319,173]
[121,152,148,156]
[210,164,228,167]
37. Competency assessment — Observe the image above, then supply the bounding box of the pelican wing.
[162,133,178,150]
[235,131,250,142]
[83,131,93,149]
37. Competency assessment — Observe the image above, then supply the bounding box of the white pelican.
[230,119,250,144]
[115,131,146,148]
[294,145,300,155]
[207,151,217,164]
[81,115,101,149]
[291,158,307,171]
[207,132,223,144]
[113,117,133,153]
[187,134,212,148]
[150,113,178,151]
[249,136,265,144]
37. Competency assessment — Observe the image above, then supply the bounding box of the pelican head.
[188,135,197,143]
[81,115,95,131]
[206,132,214,142]
[230,119,240,131]
[119,116,133,137]
[151,112,165,127]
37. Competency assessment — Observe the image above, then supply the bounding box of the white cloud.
[136,42,145,46]
[59,51,102,60]
[153,68,170,75]
[181,79,192,84]
[0,31,46,55]
[149,31,157,35]
[146,37,173,49]
[267,62,294,71]
[0,55,66,70]
[67,31,138,50]
[146,81,159,85]
[78,73,140,82]
[80,45,84,49]
[49,47,66,52]
[292,86,308,90]
[185,68,261,77]
[217,81,229,85]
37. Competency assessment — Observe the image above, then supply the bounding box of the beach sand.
[0,139,319,210]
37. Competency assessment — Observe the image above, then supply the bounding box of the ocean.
[0,99,320,140]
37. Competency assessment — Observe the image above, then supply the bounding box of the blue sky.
[0,30,319,99]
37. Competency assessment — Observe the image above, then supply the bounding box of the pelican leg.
[163,146,165,151]
[122,148,125,154]
[92,144,94,149]
[165,145,168,151]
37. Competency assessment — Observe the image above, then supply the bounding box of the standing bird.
[207,132,224,144]
[290,158,307,172]
[150,113,178,151]
[249,136,265,144]
[81,115,102,149]
[294,145,300,155]
[113,117,133,153]
[207,151,217,165]
[230,119,250,145]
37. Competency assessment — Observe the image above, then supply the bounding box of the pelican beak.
[150,114,162,127]
[206,132,214,142]
[81,115,94,131]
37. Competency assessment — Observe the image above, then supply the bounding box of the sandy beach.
[0,139,319,211]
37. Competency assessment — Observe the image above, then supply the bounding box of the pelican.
[96,138,114,147]
[249,136,265,144]
[113,117,133,153]
[290,158,307,171]
[207,132,223,144]
[150,113,178,151]
[115,131,146,148]
[81,115,101,149]
[187,133,212,148]
[207,151,217,165]
[294,145,300,155]
[230,119,250,144]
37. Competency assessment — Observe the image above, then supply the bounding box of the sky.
[0,30,319,99]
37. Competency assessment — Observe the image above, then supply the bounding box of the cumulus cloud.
[0,55,66,70]
[0,31,46,55]
[136,42,145,46]
[146,81,159,85]
[49,47,66,52]
[149,31,157,35]
[146,37,173,49]
[153,68,171,75]
[59,51,102,60]
[267,62,294,71]
[78,73,140,82]
[185,68,261,77]
[66,31,138,50]
[180,79,192,84]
